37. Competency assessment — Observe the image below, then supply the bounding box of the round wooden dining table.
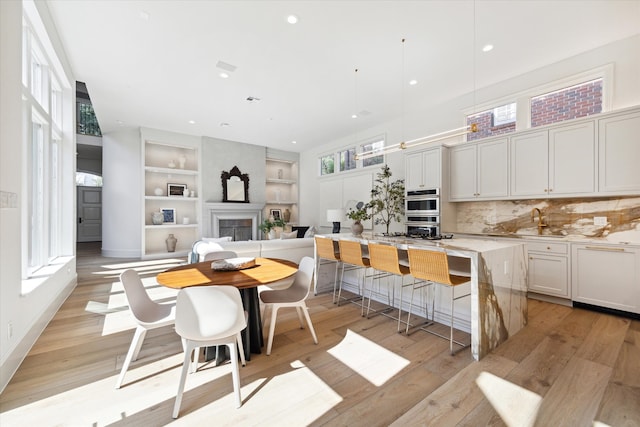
[156,257,298,361]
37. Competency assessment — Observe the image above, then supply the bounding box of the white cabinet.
[265,155,299,224]
[449,137,508,201]
[598,110,640,194]
[572,244,640,314]
[527,241,570,299]
[510,120,595,198]
[405,148,441,190]
[142,139,201,258]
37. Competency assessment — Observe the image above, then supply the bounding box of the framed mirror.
[221,166,250,203]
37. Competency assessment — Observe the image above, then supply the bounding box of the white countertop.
[451,232,640,247]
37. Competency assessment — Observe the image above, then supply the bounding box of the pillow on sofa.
[203,236,233,243]
[291,226,310,238]
[280,230,298,239]
[303,226,316,238]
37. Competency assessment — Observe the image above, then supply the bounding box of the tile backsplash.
[453,196,640,244]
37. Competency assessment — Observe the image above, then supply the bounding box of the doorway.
[77,186,102,242]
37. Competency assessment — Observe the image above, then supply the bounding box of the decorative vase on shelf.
[268,229,277,240]
[154,187,163,196]
[183,188,189,197]
[351,221,364,236]
[277,168,283,179]
[178,155,186,169]
[151,211,164,225]
[283,208,291,223]
[168,160,176,168]
[166,234,177,252]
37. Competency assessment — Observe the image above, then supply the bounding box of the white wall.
[0,0,77,393]
[299,35,640,232]
[201,136,267,204]
[101,128,142,257]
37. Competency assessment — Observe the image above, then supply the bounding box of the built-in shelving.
[265,150,299,225]
[141,133,202,258]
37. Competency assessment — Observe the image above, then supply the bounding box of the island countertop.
[316,233,528,360]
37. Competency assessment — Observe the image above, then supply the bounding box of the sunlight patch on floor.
[176,359,342,425]
[328,329,410,386]
[87,278,177,336]
[476,371,542,427]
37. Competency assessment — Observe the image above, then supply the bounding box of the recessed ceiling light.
[219,72,229,79]
[409,79,418,85]
[291,140,297,144]
[139,11,149,21]
[188,120,195,124]
[286,14,299,24]
[116,120,124,126]
[482,44,494,52]
[220,122,230,127]
[352,114,358,119]
[246,96,261,103]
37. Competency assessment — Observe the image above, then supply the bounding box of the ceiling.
[46,0,640,153]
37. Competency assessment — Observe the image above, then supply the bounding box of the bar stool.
[314,235,341,303]
[406,247,471,355]
[337,239,371,313]
[366,242,412,332]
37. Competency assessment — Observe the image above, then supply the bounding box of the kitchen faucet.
[530,207,548,235]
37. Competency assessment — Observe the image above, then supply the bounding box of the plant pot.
[268,229,277,240]
[351,221,364,236]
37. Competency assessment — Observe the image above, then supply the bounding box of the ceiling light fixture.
[291,140,297,144]
[246,96,261,103]
[188,120,195,124]
[219,72,229,79]
[287,14,299,24]
[409,79,418,85]
[220,122,230,127]
[355,38,478,161]
[482,44,494,52]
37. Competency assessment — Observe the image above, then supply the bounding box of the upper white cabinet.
[449,137,508,201]
[405,147,441,190]
[598,110,640,194]
[142,136,201,259]
[510,120,595,198]
[572,244,640,314]
[265,149,299,224]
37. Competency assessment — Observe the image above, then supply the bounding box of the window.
[467,102,517,141]
[22,5,71,277]
[360,137,384,167]
[339,147,356,172]
[465,68,609,141]
[320,154,335,175]
[76,172,103,187]
[530,78,602,127]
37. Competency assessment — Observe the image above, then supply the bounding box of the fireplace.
[204,202,264,240]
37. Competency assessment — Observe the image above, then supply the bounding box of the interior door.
[77,186,102,242]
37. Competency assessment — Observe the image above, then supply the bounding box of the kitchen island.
[315,233,528,360]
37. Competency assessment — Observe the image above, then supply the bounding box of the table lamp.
[326,209,344,233]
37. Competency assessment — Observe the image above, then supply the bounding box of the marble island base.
[315,234,528,360]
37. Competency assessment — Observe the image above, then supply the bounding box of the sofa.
[189,236,315,264]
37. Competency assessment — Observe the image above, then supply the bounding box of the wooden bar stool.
[337,239,371,313]
[314,235,341,303]
[366,242,412,332]
[406,247,471,355]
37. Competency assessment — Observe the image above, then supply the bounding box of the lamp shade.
[326,209,344,222]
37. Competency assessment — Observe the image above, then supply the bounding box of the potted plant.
[258,217,286,239]
[346,202,371,235]
[368,164,405,235]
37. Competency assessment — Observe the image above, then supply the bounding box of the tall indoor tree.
[368,164,405,235]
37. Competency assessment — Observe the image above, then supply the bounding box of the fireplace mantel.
[204,202,264,240]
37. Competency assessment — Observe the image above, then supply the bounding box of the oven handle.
[405,221,440,226]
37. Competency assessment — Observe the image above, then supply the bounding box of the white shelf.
[145,196,200,201]
[266,200,297,205]
[266,178,296,184]
[145,166,198,175]
[145,224,199,229]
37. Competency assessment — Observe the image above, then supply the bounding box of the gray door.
[77,186,102,242]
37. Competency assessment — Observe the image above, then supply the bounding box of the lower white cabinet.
[527,241,570,298]
[572,244,640,314]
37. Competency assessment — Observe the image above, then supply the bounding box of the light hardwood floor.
[0,242,638,426]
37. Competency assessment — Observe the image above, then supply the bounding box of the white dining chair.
[203,250,238,262]
[115,269,176,389]
[259,256,318,355]
[173,285,247,418]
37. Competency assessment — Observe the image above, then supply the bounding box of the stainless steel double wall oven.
[405,188,440,237]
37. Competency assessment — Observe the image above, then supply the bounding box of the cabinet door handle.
[584,246,625,252]
[544,189,548,192]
